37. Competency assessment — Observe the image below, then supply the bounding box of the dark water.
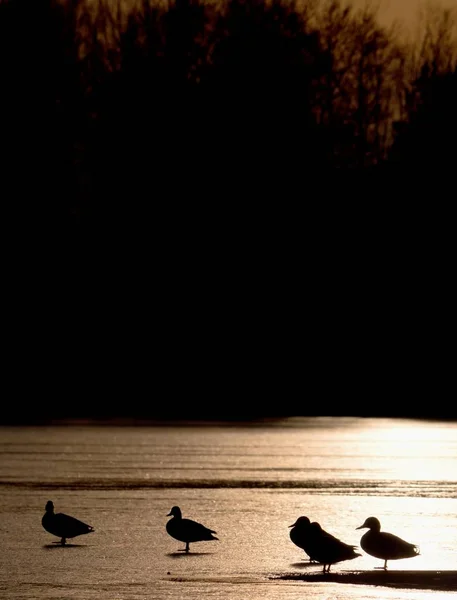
[0,417,456,599]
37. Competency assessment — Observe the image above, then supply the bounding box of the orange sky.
[352,0,457,29]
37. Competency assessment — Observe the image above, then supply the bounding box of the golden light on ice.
[355,419,457,481]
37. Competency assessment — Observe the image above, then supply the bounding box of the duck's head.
[289,515,311,528]
[167,506,182,518]
[356,516,381,531]
[45,500,54,513]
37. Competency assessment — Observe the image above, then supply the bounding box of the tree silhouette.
[204,0,331,185]
[390,63,457,176]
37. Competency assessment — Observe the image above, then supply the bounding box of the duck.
[289,516,361,572]
[356,516,420,570]
[166,506,218,553]
[288,516,317,562]
[306,521,362,572]
[42,500,94,545]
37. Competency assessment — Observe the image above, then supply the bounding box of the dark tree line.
[2,0,455,422]
[1,0,456,229]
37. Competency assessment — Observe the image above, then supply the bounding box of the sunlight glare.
[355,419,457,481]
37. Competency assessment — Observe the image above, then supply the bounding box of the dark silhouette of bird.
[306,521,362,572]
[289,516,361,572]
[356,516,420,570]
[166,506,218,553]
[289,516,317,562]
[42,500,94,545]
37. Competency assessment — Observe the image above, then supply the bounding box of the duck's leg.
[61,538,66,546]
[383,560,388,570]
[185,542,190,553]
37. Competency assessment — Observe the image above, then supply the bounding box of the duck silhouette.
[288,516,317,562]
[166,506,218,553]
[42,500,94,545]
[306,521,362,572]
[289,516,361,572]
[356,516,420,570]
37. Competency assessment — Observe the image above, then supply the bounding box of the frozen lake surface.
[0,417,456,599]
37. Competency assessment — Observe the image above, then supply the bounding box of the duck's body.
[307,522,362,572]
[42,500,94,545]
[289,516,361,572]
[166,506,218,553]
[356,516,419,570]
